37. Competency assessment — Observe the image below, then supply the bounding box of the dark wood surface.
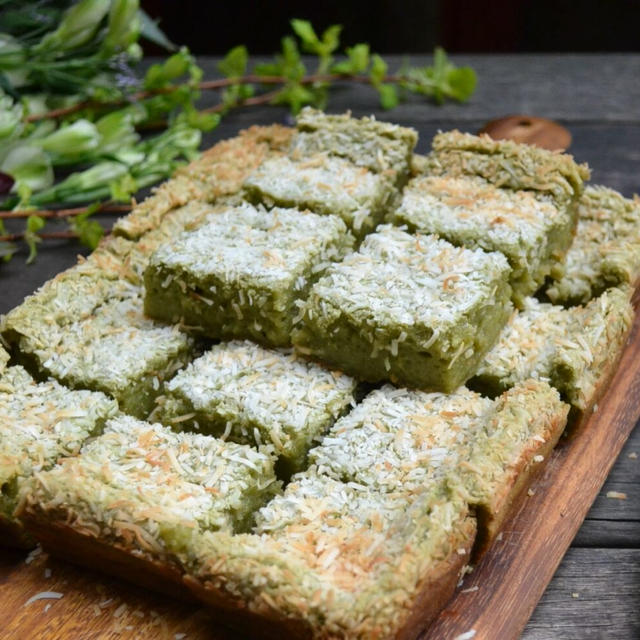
[1,55,639,639]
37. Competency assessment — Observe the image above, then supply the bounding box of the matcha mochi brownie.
[425,130,590,212]
[144,203,354,347]
[472,286,634,418]
[290,106,418,182]
[391,174,576,305]
[154,340,357,476]
[309,379,567,543]
[184,477,475,640]
[0,365,118,546]
[243,154,395,238]
[19,415,280,568]
[292,224,512,391]
[546,185,640,305]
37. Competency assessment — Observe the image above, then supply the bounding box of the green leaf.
[377,83,399,109]
[35,0,111,54]
[320,24,342,55]
[332,44,370,75]
[369,54,388,86]
[253,61,282,77]
[280,36,306,81]
[1,145,53,194]
[24,214,45,264]
[38,119,100,159]
[138,8,176,51]
[144,47,196,89]
[273,82,315,114]
[0,240,16,262]
[101,0,141,55]
[109,172,137,202]
[218,45,249,78]
[445,66,477,102]
[290,19,319,50]
[69,204,104,249]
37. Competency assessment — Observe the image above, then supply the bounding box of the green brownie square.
[425,130,590,211]
[21,415,281,556]
[308,384,493,493]
[546,186,640,305]
[243,154,395,238]
[390,174,576,305]
[471,287,634,412]
[144,203,354,347]
[6,289,194,419]
[290,107,418,182]
[186,475,474,639]
[292,225,513,391]
[0,366,118,544]
[154,340,356,476]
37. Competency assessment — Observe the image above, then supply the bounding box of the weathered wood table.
[1,55,639,639]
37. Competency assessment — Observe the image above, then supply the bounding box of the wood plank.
[423,311,640,640]
[572,520,640,548]
[522,548,640,640]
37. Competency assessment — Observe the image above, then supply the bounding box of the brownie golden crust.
[292,225,512,392]
[546,186,640,305]
[391,174,575,305]
[155,340,356,475]
[145,204,354,347]
[0,366,118,544]
[184,478,475,640]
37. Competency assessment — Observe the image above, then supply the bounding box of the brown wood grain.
[1,306,639,640]
[423,312,640,640]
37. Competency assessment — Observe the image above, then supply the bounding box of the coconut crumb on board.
[461,585,480,594]
[572,592,580,598]
[24,546,42,565]
[24,591,63,606]
[606,491,627,500]
[455,630,477,640]
[629,452,638,459]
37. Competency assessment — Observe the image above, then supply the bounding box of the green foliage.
[68,202,104,250]
[0,9,478,263]
[400,47,477,104]
[332,44,370,75]
[24,214,44,264]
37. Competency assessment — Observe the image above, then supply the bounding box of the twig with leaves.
[0,3,477,263]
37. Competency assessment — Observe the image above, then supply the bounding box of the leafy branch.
[0,5,477,263]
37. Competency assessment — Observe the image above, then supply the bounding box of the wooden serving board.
[1,316,639,640]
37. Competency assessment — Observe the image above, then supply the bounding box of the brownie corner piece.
[546,185,640,305]
[428,129,590,209]
[19,415,281,562]
[292,225,512,391]
[1,365,118,547]
[144,203,354,347]
[291,106,418,181]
